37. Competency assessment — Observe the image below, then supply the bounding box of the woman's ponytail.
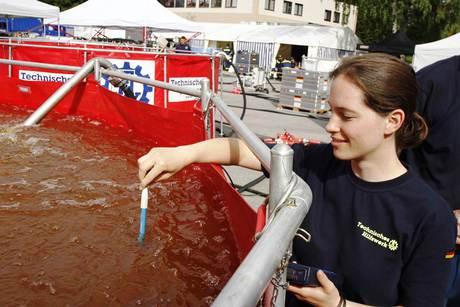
[397,112,428,149]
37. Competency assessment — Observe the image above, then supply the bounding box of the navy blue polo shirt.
[401,55,460,210]
[175,43,191,52]
[274,143,456,306]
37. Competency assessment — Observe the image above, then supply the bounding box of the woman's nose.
[325,115,339,133]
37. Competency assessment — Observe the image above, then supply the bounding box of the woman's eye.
[342,114,355,120]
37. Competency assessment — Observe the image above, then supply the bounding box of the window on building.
[324,10,331,21]
[186,0,197,7]
[294,3,303,16]
[175,0,185,7]
[199,0,210,7]
[265,0,275,11]
[211,0,222,7]
[283,1,292,14]
[333,11,340,23]
[225,0,237,8]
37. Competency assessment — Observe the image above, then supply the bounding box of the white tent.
[0,0,60,36]
[236,25,358,51]
[192,23,359,51]
[179,23,360,71]
[54,0,203,32]
[413,32,460,71]
[0,0,59,19]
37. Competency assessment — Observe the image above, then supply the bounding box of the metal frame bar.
[0,59,80,72]
[0,39,217,59]
[101,68,201,97]
[22,58,114,126]
[8,38,12,78]
[163,53,168,108]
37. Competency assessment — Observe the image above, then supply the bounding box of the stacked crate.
[279,68,330,114]
[235,51,259,75]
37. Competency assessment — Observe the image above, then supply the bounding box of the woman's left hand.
[288,270,341,307]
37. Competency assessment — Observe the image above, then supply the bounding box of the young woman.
[138,53,456,306]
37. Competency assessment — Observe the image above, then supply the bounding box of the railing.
[0,57,313,307]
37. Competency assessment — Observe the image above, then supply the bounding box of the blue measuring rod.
[137,188,149,245]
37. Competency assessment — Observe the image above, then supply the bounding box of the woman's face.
[325,75,388,162]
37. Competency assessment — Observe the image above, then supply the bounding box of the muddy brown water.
[0,105,240,306]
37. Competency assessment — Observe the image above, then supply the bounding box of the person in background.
[138,53,456,306]
[272,55,284,79]
[108,76,136,99]
[222,44,233,70]
[401,55,460,307]
[175,36,191,53]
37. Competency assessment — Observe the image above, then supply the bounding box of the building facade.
[158,0,357,32]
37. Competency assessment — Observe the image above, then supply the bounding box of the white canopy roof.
[0,0,59,19]
[413,32,460,71]
[188,23,360,51]
[55,0,203,32]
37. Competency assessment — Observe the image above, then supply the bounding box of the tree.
[41,0,86,11]
[341,0,460,44]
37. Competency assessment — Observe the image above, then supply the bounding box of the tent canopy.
[0,0,59,19]
[357,31,414,55]
[187,23,360,51]
[54,0,203,32]
[413,32,460,71]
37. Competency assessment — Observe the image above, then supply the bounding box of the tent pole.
[143,27,147,51]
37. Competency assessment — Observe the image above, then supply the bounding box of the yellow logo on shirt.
[357,221,399,252]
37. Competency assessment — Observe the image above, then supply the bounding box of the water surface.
[0,105,239,306]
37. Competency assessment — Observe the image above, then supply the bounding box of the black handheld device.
[286,262,340,288]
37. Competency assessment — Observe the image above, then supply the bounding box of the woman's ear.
[384,109,405,135]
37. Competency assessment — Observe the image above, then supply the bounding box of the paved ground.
[216,71,330,209]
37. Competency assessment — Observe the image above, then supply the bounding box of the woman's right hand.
[138,146,191,188]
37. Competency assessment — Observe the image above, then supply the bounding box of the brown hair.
[330,53,427,150]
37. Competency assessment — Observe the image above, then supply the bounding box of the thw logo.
[100,59,155,104]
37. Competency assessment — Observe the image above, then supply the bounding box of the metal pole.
[101,69,201,98]
[163,53,167,108]
[94,59,101,82]
[267,144,294,306]
[211,55,216,138]
[200,78,211,139]
[8,38,12,78]
[0,59,80,72]
[23,58,114,126]
[0,41,216,58]
[83,43,87,64]
[268,144,294,216]
[212,95,271,172]
[212,175,312,307]
[219,60,224,137]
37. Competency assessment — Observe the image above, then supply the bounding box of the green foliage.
[41,0,86,11]
[341,0,460,44]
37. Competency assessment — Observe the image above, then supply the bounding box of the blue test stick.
[137,188,148,244]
